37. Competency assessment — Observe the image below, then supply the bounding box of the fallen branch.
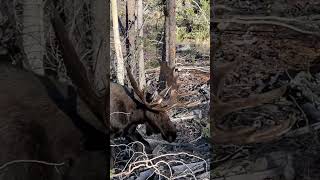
[285,122,320,138]
[177,66,210,73]
[234,15,309,24]
[185,101,209,108]
[111,142,208,179]
[212,166,284,180]
[136,161,207,179]
[171,115,198,122]
[146,66,210,74]
[213,18,320,37]
[0,160,65,170]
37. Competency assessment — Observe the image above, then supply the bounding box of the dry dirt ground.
[212,0,320,179]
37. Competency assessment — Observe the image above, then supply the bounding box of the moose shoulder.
[0,61,107,179]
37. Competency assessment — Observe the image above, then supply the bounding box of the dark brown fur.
[0,11,177,179]
[110,82,176,144]
[0,62,106,179]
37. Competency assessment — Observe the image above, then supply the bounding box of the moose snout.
[162,127,177,143]
[167,132,177,143]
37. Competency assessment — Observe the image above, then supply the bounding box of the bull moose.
[0,12,178,179]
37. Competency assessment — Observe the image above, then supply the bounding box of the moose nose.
[163,131,177,143]
[168,125,177,142]
[169,133,177,142]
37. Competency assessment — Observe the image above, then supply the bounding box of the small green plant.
[110,169,115,178]
[203,123,210,138]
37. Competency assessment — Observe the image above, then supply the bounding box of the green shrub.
[176,0,209,42]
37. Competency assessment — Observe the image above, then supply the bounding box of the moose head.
[123,64,180,143]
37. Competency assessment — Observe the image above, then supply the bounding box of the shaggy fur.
[0,62,106,179]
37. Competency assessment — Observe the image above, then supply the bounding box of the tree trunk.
[22,0,45,75]
[137,0,145,89]
[92,0,108,92]
[126,0,136,76]
[160,0,176,89]
[111,0,124,85]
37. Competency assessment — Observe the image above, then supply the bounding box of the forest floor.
[111,43,211,179]
[212,0,320,179]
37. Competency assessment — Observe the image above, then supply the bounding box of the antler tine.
[212,60,239,97]
[147,86,172,107]
[51,12,106,127]
[156,62,180,111]
[126,66,148,104]
[126,66,172,110]
[159,86,172,97]
[150,91,158,101]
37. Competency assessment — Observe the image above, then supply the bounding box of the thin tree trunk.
[126,0,136,75]
[160,0,176,89]
[111,0,124,85]
[22,0,45,75]
[137,0,145,89]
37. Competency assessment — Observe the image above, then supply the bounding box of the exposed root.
[212,62,294,144]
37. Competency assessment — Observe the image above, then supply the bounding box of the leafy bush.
[176,0,209,42]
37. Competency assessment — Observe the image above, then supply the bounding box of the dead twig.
[213,19,320,37]
[0,160,65,170]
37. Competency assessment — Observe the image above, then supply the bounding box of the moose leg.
[125,125,152,154]
[145,122,159,136]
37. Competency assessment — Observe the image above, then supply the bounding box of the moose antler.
[155,62,193,111]
[212,61,294,144]
[126,66,171,111]
[51,13,106,127]
[126,62,186,112]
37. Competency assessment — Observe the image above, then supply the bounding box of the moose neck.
[36,75,107,150]
[110,83,155,135]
